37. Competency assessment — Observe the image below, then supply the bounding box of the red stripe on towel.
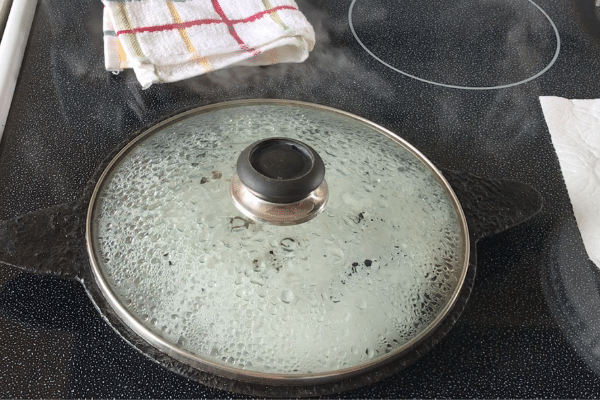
[115,5,296,42]
[211,0,259,55]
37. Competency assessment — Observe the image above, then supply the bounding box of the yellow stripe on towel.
[166,1,212,71]
[262,0,290,31]
[116,40,130,69]
[115,2,148,63]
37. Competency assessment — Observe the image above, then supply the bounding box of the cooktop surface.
[1,0,600,397]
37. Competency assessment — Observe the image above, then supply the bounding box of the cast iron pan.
[0,103,542,397]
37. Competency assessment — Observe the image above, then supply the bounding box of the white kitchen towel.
[540,96,600,269]
[102,0,315,88]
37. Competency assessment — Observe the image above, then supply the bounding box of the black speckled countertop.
[1,0,600,397]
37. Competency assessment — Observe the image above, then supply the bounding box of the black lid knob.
[236,138,325,203]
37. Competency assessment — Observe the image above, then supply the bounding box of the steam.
[169,0,397,111]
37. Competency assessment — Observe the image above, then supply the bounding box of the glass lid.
[87,100,469,382]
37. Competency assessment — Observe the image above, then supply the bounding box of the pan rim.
[85,98,470,386]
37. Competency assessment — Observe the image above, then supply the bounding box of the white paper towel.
[540,96,600,269]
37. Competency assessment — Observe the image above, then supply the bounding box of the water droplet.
[366,347,375,358]
[280,238,297,251]
[250,277,265,286]
[280,289,294,303]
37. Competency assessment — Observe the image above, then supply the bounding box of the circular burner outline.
[348,0,561,90]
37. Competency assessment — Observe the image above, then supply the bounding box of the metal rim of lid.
[85,99,470,386]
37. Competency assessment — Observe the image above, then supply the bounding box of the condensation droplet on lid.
[269,295,280,305]
[280,289,294,303]
[250,277,265,286]
[366,348,375,359]
[280,238,297,251]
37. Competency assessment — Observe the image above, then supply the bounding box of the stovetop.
[1,0,600,397]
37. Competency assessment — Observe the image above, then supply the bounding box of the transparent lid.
[88,101,468,380]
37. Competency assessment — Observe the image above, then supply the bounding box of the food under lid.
[87,100,468,381]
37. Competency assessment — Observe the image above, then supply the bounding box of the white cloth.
[102,0,315,88]
[540,96,600,269]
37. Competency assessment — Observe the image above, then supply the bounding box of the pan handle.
[0,199,87,280]
[0,171,542,280]
[442,170,543,241]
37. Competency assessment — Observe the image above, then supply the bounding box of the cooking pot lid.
[88,100,468,380]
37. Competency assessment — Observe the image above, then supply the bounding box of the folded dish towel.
[102,0,315,88]
[540,97,600,270]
